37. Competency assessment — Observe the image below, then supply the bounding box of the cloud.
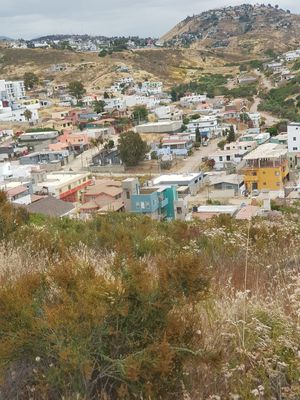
[1,0,299,39]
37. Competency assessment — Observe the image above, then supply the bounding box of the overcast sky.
[2,1,300,39]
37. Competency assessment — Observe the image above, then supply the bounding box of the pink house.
[49,131,89,152]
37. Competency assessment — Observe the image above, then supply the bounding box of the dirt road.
[176,139,219,173]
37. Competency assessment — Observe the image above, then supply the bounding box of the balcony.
[159,197,168,208]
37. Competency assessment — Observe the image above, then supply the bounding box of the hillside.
[2,194,300,398]
[0,47,240,90]
[161,4,300,56]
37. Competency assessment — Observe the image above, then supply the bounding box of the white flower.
[35,356,41,363]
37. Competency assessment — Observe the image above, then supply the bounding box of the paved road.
[176,139,219,173]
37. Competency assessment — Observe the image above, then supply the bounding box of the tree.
[93,100,106,114]
[23,109,32,122]
[217,139,227,150]
[90,136,104,152]
[227,125,235,143]
[98,49,108,57]
[132,106,148,123]
[23,72,39,90]
[195,127,202,144]
[68,81,86,101]
[119,131,148,166]
[104,139,115,150]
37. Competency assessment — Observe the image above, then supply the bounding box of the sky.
[1,0,300,40]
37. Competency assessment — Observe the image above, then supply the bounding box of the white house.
[180,93,207,106]
[0,80,25,101]
[187,116,220,138]
[209,148,248,170]
[288,122,300,153]
[139,82,163,95]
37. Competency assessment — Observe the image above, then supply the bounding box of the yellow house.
[242,143,289,191]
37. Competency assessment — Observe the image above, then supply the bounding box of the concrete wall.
[87,165,125,173]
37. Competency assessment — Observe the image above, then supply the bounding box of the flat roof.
[38,172,89,189]
[197,205,239,214]
[153,173,202,185]
[137,121,179,127]
[208,174,244,186]
[244,143,287,160]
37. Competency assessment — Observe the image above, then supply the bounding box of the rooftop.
[153,173,202,185]
[25,196,75,217]
[244,143,287,160]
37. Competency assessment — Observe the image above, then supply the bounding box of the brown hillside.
[161,4,300,56]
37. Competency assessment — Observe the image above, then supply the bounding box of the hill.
[160,4,300,56]
[2,194,300,398]
[0,47,239,90]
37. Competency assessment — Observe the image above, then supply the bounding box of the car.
[251,189,260,197]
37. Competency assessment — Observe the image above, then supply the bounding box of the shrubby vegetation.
[2,194,300,398]
[170,74,257,100]
[258,76,300,121]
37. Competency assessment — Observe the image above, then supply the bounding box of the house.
[158,135,193,157]
[25,196,75,217]
[0,181,32,205]
[122,177,177,220]
[187,116,220,138]
[35,172,92,202]
[0,79,25,101]
[180,93,207,106]
[152,173,203,195]
[206,174,245,195]
[154,105,183,121]
[237,75,258,85]
[224,140,257,153]
[49,131,89,153]
[91,149,121,166]
[242,143,289,192]
[43,118,73,131]
[18,130,59,143]
[139,81,163,95]
[130,185,177,221]
[209,149,247,170]
[136,120,182,134]
[239,132,270,146]
[79,179,124,215]
[270,133,288,146]
[20,150,70,166]
[287,122,300,168]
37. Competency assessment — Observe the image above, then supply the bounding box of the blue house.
[131,185,178,221]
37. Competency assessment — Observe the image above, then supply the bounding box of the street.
[176,139,219,173]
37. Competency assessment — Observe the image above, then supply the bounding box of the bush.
[160,160,172,170]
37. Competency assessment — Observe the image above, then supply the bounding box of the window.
[141,202,145,209]
[219,156,223,161]
[226,155,230,161]
[293,147,298,151]
[126,191,130,200]
[136,202,140,209]
[68,185,71,190]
